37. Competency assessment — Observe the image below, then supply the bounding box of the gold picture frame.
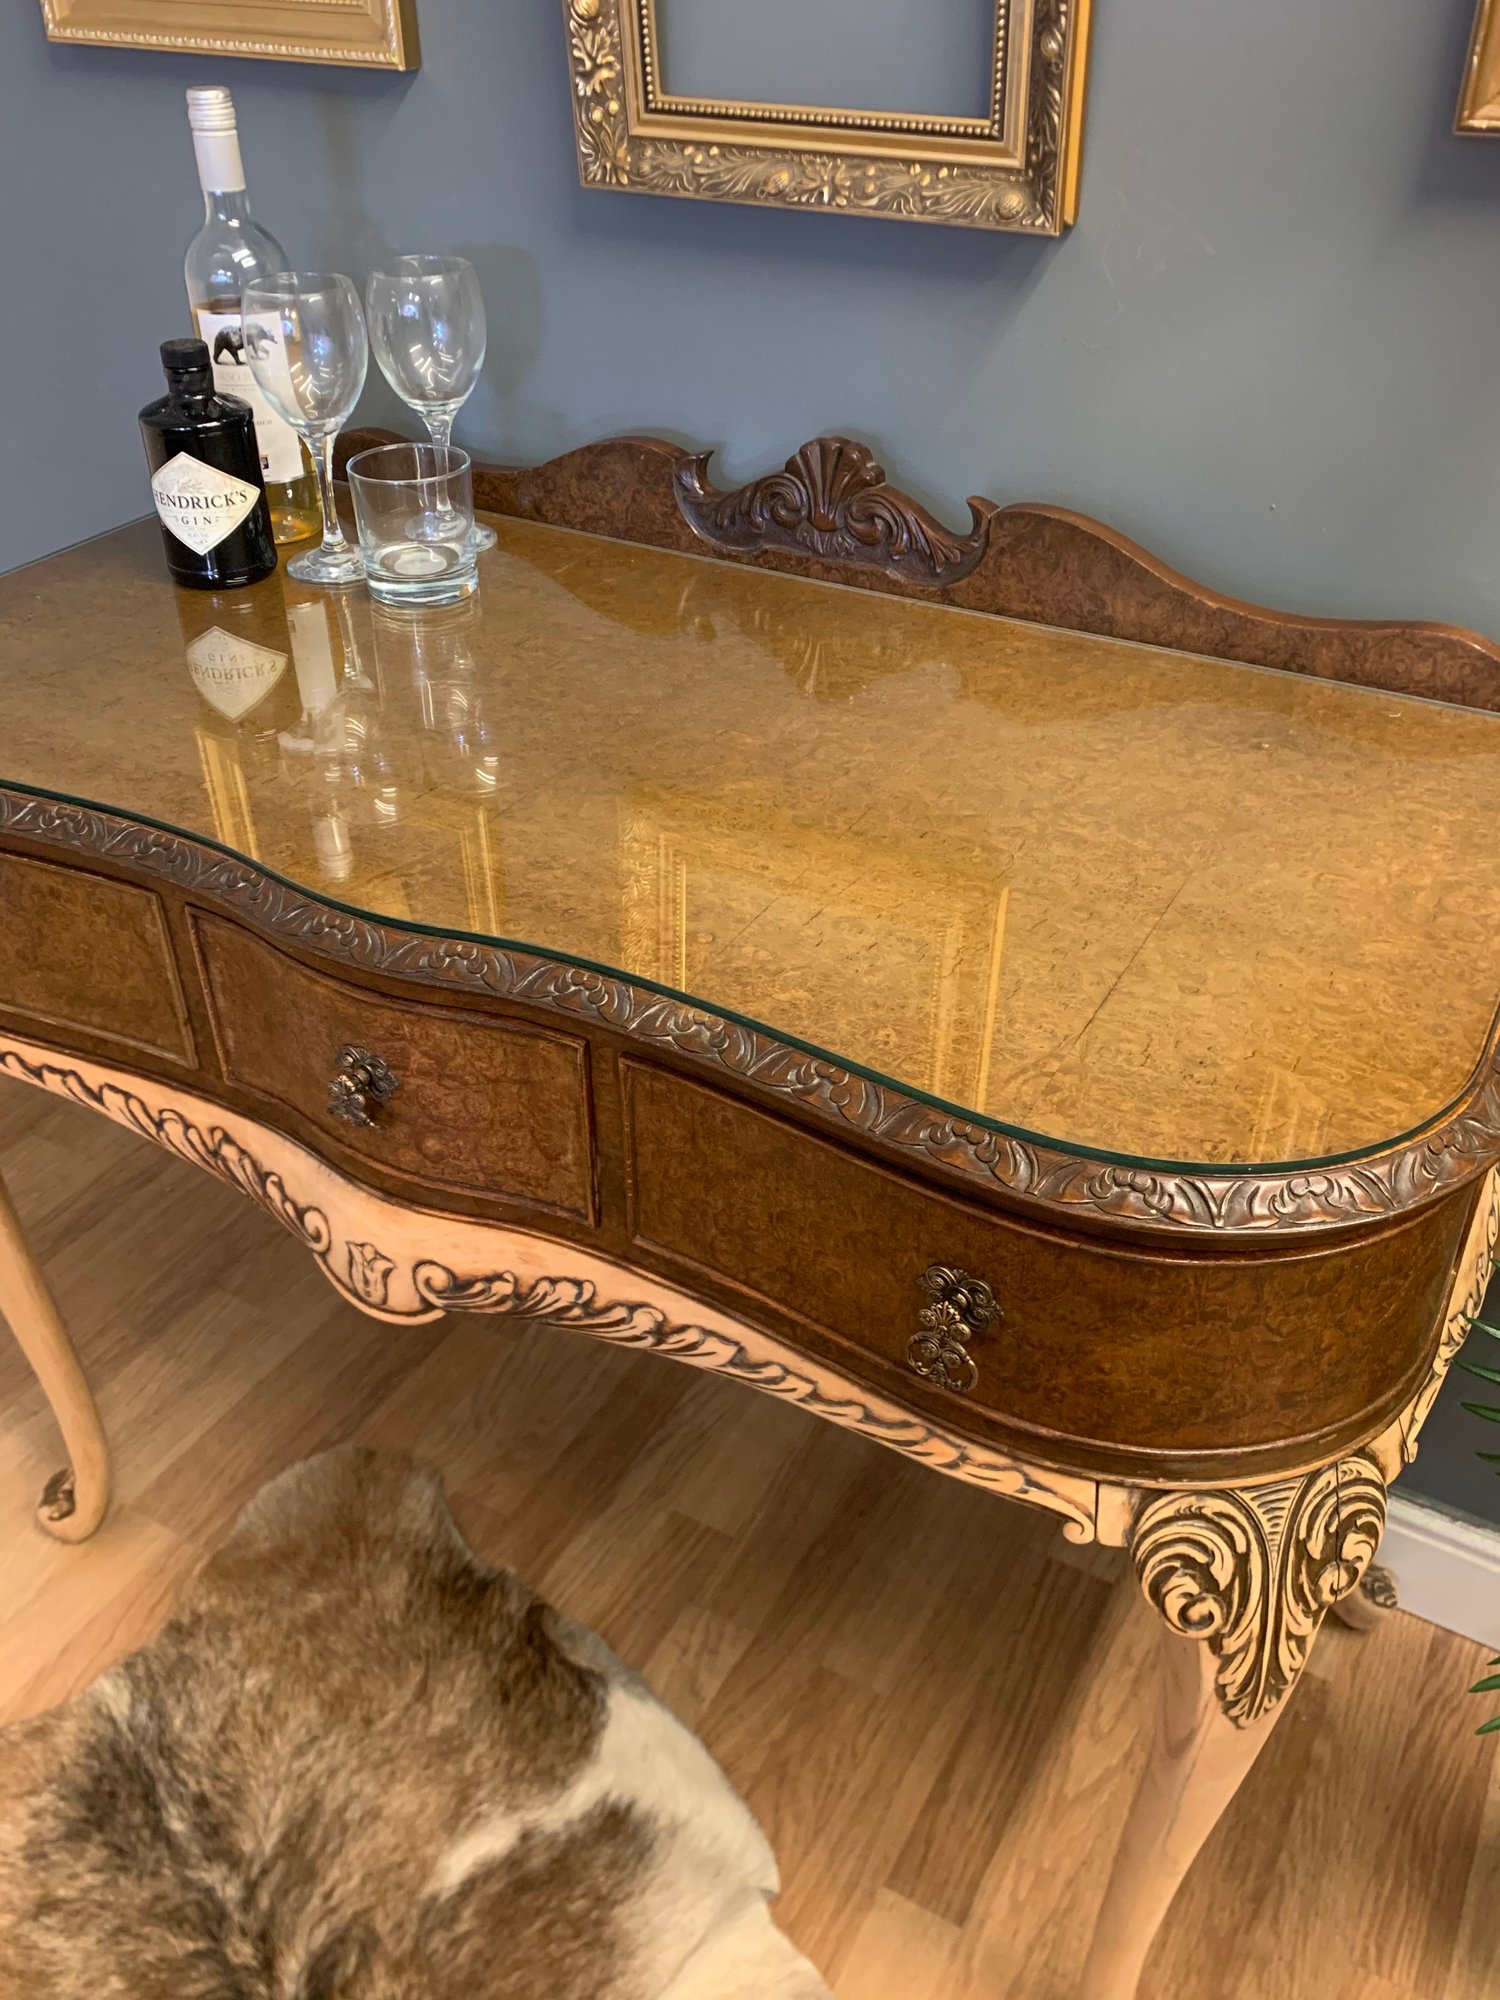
[38,0,418,68]
[1459,0,1500,130]
[563,0,1091,235]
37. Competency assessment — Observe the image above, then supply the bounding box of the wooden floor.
[2,1080,1499,1999]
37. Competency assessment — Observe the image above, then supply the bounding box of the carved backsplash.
[674,437,997,588]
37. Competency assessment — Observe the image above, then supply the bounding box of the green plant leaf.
[1477,1716,1500,1735]
[1478,1452,1500,1465]
[1460,1359,1500,1385]
[1461,1402,1500,1422]
[1472,1318,1500,1340]
[1471,1673,1500,1693]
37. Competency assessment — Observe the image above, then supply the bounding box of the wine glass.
[366,255,497,553]
[242,272,368,585]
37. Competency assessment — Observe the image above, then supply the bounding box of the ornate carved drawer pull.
[907,1265,1002,1395]
[327,1046,400,1129]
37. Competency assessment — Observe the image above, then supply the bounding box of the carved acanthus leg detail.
[1082,1455,1387,1998]
[1131,1454,1387,1727]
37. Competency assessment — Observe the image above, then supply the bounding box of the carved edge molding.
[563,0,1081,235]
[0,1036,1100,1545]
[6,787,1500,1239]
[674,437,998,586]
[1132,1455,1388,1728]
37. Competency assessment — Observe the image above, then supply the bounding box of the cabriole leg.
[0,1165,110,1540]
[1081,1454,1387,1999]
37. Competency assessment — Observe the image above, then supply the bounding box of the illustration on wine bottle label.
[151,452,263,555]
[195,307,304,486]
[185,626,289,720]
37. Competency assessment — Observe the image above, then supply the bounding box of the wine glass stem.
[423,411,454,451]
[314,433,353,555]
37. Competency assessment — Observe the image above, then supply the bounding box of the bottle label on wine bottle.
[194,306,305,486]
[151,452,262,555]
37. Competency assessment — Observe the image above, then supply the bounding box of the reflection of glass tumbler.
[370,594,479,705]
[348,442,478,607]
[370,599,497,794]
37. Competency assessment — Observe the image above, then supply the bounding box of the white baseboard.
[1383,1492,1500,1648]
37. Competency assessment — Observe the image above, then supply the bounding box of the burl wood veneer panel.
[0,849,191,1063]
[194,915,595,1222]
[7,522,1500,1167]
[623,1063,1469,1469]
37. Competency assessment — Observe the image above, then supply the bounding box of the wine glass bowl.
[243,272,368,585]
[366,255,496,553]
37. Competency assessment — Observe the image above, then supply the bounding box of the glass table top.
[3,512,1500,1174]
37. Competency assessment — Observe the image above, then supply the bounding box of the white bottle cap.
[187,84,245,192]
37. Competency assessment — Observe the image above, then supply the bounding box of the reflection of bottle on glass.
[174,582,294,855]
[175,582,290,727]
[184,86,319,548]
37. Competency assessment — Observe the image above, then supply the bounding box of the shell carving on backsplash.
[674,437,997,586]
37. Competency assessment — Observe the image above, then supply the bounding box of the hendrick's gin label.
[139,337,276,590]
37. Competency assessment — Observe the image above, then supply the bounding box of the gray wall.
[9,0,1500,628]
[6,0,1500,1519]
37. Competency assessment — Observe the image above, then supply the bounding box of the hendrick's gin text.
[139,337,276,590]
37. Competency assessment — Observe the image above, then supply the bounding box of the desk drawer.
[621,1061,1464,1459]
[194,915,595,1221]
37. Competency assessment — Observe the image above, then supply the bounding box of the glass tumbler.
[347,442,478,607]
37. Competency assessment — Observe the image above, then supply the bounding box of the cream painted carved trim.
[1131,1456,1387,1728]
[6,790,1500,1240]
[563,0,1083,235]
[0,1035,1101,1545]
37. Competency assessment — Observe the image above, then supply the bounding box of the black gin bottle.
[139,337,276,590]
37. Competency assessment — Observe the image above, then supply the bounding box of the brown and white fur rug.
[0,1447,833,1999]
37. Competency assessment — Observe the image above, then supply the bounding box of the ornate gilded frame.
[1460,0,1500,130]
[563,0,1091,234]
[37,0,417,68]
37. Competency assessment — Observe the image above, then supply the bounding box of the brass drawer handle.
[328,1045,400,1128]
[907,1264,1002,1395]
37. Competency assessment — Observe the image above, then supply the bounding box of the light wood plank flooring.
[1,1077,1498,1999]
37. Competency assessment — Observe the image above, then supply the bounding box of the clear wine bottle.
[183,84,320,548]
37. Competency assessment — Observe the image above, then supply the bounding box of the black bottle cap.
[161,337,212,374]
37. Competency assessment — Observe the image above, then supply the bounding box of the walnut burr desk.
[5,433,1500,1997]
